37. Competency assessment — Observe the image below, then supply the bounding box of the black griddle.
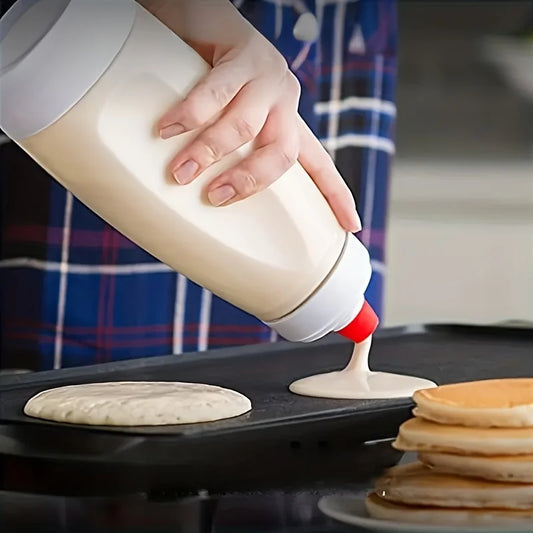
[1,324,532,497]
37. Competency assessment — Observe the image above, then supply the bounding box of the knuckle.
[285,71,302,99]
[237,172,258,196]
[231,116,257,142]
[208,82,235,108]
[179,99,205,128]
[278,142,298,170]
[201,132,224,162]
[261,51,289,81]
[272,53,289,76]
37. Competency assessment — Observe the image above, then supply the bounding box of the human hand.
[142,0,361,232]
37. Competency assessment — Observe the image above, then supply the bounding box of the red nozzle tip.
[337,300,379,343]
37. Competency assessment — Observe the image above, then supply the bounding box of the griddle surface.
[1,325,532,495]
[0,338,407,437]
[1,325,532,437]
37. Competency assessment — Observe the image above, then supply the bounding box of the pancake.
[413,379,533,428]
[365,492,533,527]
[393,417,533,456]
[24,381,252,426]
[374,462,533,510]
[419,452,533,483]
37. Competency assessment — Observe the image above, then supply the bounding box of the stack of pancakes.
[365,378,533,526]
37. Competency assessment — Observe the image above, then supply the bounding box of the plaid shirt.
[0,0,397,370]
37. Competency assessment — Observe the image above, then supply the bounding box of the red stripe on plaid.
[4,224,48,242]
[104,228,119,361]
[320,60,396,75]
[6,320,270,333]
[4,225,137,248]
[7,332,269,348]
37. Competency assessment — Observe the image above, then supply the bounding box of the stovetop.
[1,487,367,533]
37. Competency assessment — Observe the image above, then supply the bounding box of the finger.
[159,61,250,138]
[206,107,299,206]
[168,81,271,185]
[258,71,301,145]
[297,117,362,232]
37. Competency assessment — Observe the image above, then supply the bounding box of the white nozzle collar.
[265,233,372,342]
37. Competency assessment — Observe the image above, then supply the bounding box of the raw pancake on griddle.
[24,381,252,426]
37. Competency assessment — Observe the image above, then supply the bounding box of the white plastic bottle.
[0,0,378,344]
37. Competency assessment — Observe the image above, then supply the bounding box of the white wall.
[384,160,533,327]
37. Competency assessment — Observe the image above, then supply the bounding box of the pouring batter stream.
[289,336,436,399]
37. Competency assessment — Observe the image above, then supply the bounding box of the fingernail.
[160,123,185,139]
[208,185,236,206]
[354,212,362,232]
[173,160,199,184]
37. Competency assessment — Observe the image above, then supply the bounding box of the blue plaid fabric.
[0,0,397,370]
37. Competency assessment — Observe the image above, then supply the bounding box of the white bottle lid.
[0,0,136,140]
[265,233,378,343]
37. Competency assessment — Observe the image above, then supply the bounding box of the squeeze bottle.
[0,0,378,343]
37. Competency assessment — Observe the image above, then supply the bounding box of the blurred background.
[384,0,533,327]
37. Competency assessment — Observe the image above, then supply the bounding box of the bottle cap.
[336,300,379,343]
[0,0,136,140]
